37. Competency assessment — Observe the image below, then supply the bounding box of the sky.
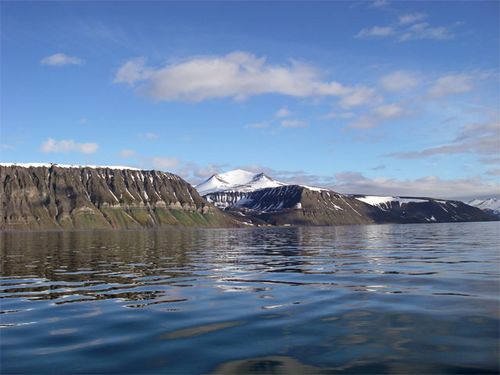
[1,0,499,199]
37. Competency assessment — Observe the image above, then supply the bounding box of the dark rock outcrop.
[1,165,237,230]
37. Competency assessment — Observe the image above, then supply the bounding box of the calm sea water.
[1,222,499,374]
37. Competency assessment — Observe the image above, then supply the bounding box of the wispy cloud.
[281,119,308,128]
[275,106,291,118]
[40,53,84,66]
[399,22,454,41]
[371,0,390,8]
[356,26,394,38]
[389,120,499,159]
[349,103,406,129]
[356,13,455,42]
[379,70,420,92]
[428,73,473,97]
[339,86,381,109]
[114,51,378,104]
[398,13,427,25]
[41,138,98,154]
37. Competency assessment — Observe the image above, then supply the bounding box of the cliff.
[0,165,236,230]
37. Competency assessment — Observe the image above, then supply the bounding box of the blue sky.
[1,0,499,199]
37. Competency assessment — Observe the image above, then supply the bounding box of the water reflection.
[1,223,499,374]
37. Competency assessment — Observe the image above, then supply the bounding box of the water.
[1,222,499,374]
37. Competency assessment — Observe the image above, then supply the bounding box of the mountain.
[352,195,491,223]
[195,169,285,196]
[0,163,237,230]
[468,198,500,212]
[196,169,495,226]
[468,198,500,217]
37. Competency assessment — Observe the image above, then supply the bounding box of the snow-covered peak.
[217,169,257,185]
[195,169,285,195]
[0,162,140,170]
[468,198,500,212]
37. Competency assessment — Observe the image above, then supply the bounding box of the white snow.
[468,198,500,212]
[0,162,140,170]
[356,196,394,206]
[355,195,434,207]
[300,185,327,192]
[195,169,285,195]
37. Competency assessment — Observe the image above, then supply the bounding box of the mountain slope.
[468,198,500,216]
[1,164,236,230]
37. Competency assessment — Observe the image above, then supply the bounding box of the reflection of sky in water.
[1,222,499,374]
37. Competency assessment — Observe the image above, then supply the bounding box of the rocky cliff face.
[1,165,236,230]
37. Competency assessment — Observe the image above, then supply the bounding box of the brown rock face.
[1,165,236,230]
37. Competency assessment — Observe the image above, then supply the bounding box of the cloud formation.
[275,106,291,118]
[356,26,394,38]
[114,51,376,104]
[40,53,84,66]
[379,71,420,92]
[281,119,308,128]
[356,13,454,42]
[349,103,405,129]
[398,13,427,25]
[41,139,98,154]
[428,73,473,97]
[389,120,500,158]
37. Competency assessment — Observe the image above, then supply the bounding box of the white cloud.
[114,58,147,85]
[41,138,98,154]
[322,111,355,120]
[339,86,381,109]
[40,53,84,66]
[428,73,473,97]
[371,0,390,7]
[356,15,455,42]
[374,104,404,118]
[275,106,291,118]
[389,120,500,158]
[113,51,379,103]
[281,119,308,128]
[151,157,180,170]
[356,26,394,38]
[349,103,405,129]
[399,22,454,41]
[398,13,427,25]
[379,70,420,92]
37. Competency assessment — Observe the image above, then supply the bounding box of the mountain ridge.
[196,169,496,226]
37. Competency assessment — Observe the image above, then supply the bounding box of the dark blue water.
[1,222,499,374]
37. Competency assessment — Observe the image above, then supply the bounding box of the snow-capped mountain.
[195,169,495,226]
[195,169,286,195]
[468,198,500,214]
